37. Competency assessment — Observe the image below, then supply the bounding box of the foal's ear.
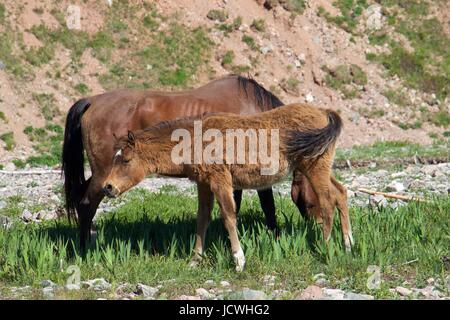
[127,130,136,145]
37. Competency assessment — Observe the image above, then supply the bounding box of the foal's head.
[103,131,147,198]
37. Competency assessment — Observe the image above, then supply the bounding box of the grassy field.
[0,188,448,299]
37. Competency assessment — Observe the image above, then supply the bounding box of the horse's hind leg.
[190,183,214,267]
[78,175,105,250]
[233,189,243,214]
[257,188,278,232]
[331,177,353,251]
[210,173,245,272]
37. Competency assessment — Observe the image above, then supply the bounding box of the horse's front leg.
[210,173,245,272]
[189,183,214,268]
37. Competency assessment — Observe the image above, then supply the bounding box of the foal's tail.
[62,99,91,224]
[286,110,343,161]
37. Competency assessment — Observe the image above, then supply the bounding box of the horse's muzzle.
[102,184,118,198]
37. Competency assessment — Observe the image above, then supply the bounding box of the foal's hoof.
[233,249,246,272]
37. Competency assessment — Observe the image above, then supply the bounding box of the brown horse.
[62,75,291,249]
[102,103,353,271]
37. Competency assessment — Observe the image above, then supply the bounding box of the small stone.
[395,286,412,296]
[83,278,111,291]
[42,287,54,298]
[4,162,15,171]
[196,288,214,299]
[305,92,314,103]
[296,285,323,300]
[344,292,374,300]
[426,278,435,285]
[323,288,345,300]
[220,281,230,287]
[21,209,33,222]
[313,273,329,287]
[369,194,387,208]
[65,284,80,290]
[204,280,215,286]
[351,112,360,125]
[136,283,158,298]
[386,181,405,192]
[242,288,267,300]
[41,280,57,288]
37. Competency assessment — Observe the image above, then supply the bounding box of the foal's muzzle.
[102,184,119,198]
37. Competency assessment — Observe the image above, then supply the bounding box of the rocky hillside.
[0,0,449,168]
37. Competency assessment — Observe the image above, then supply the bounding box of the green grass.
[242,35,259,51]
[0,132,15,151]
[0,195,23,218]
[251,19,266,32]
[74,83,90,95]
[221,50,234,67]
[0,189,448,299]
[22,124,64,168]
[100,22,212,89]
[324,64,367,99]
[336,140,449,162]
[319,0,368,33]
[0,3,5,24]
[32,93,59,121]
[206,9,228,22]
[0,111,6,123]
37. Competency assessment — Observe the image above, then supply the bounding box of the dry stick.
[358,188,426,202]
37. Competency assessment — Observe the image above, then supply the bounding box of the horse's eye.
[122,158,131,164]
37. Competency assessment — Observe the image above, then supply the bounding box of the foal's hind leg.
[257,188,278,232]
[210,173,245,272]
[190,183,214,267]
[331,177,354,251]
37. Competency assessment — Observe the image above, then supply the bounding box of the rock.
[21,209,33,222]
[41,280,57,288]
[313,273,329,287]
[322,288,345,300]
[65,284,80,290]
[195,288,214,300]
[271,289,289,299]
[364,4,385,31]
[369,194,387,208]
[136,283,158,298]
[174,295,201,300]
[305,92,314,103]
[426,278,435,285]
[395,286,412,296]
[386,181,406,192]
[260,44,273,55]
[242,288,267,300]
[344,292,374,300]
[4,162,15,171]
[351,112,360,125]
[0,200,6,209]
[42,287,54,298]
[220,281,230,287]
[296,285,323,300]
[82,278,111,291]
[204,280,215,286]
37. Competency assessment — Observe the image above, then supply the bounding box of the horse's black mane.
[236,75,284,111]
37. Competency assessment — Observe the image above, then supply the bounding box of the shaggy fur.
[104,103,353,271]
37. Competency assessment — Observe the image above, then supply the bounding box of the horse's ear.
[127,130,135,145]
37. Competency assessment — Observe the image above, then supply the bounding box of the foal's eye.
[122,158,131,164]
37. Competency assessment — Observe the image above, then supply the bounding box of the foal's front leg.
[189,183,214,268]
[211,177,245,272]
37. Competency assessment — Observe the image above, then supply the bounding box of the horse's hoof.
[233,249,245,272]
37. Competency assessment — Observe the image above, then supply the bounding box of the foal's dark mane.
[236,75,284,111]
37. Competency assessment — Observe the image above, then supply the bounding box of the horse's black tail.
[62,99,91,224]
[286,110,343,161]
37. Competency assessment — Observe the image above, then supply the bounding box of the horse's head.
[103,131,147,198]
